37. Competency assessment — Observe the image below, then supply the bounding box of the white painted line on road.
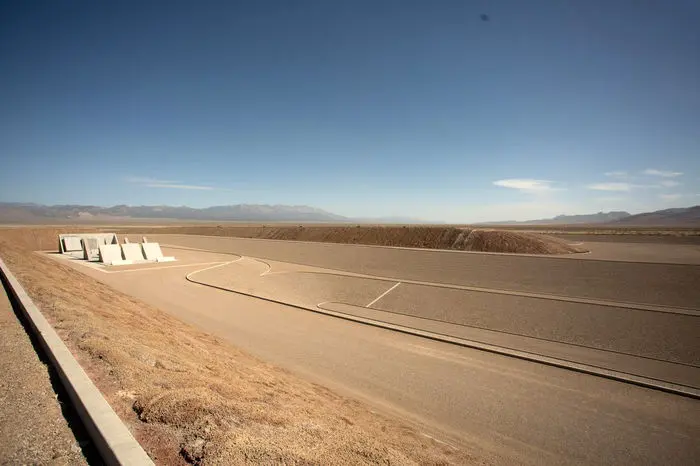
[185,258,242,281]
[184,265,700,398]
[152,246,700,317]
[366,282,401,308]
[108,261,229,273]
[302,270,700,317]
[255,258,273,276]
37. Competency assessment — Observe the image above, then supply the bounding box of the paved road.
[60,241,700,465]
[139,234,700,308]
[574,241,700,264]
[190,257,700,370]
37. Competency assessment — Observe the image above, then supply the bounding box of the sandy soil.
[117,225,587,255]
[0,227,482,464]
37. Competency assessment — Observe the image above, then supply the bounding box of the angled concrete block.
[121,243,145,261]
[124,237,130,244]
[142,237,148,243]
[62,236,83,252]
[82,238,100,261]
[141,242,163,261]
[98,244,123,264]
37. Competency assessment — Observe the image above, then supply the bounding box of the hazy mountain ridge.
[482,206,700,226]
[0,202,435,224]
[1,203,697,226]
[481,211,632,225]
[0,202,349,223]
[609,206,700,226]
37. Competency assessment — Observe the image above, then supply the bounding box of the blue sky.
[1,1,698,222]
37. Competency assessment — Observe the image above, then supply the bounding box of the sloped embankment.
[126,225,588,254]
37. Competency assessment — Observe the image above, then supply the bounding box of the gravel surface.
[0,284,88,465]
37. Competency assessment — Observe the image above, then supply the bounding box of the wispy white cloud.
[658,180,680,188]
[643,169,683,177]
[145,183,215,191]
[604,171,628,178]
[586,182,634,192]
[595,196,627,202]
[126,175,216,190]
[659,193,682,201]
[492,179,558,192]
[125,176,175,184]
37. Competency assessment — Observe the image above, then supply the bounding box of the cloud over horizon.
[492,179,558,193]
[126,176,215,191]
[586,182,634,192]
[643,169,683,177]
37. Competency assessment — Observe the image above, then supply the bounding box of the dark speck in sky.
[480,14,490,21]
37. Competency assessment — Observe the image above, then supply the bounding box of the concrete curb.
[185,270,700,400]
[0,258,154,466]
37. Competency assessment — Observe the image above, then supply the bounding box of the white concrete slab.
[141,243,164,261]
[82,238,100,261]
[62,237,83,252]
[98,244,123,264]
[121,243,145,262]
[59,233,118,255]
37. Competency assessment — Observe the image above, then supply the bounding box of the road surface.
[55,236,700,465]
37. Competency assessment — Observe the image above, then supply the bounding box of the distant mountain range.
[1,202,698,226]
[0,202,432,224]
[482,206,700,226]
[483,211,632,225]
[610,206,700,226]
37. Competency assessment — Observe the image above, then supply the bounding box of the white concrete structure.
[98,244,126,265]
[81,238,100,261]
[58,233,174,266]
[59,233,118,254]
[121,243,145,262]
[140,242,175,262]
[62,237,83,252]
[141,242,163,260]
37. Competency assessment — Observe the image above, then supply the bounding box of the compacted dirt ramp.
[122,225,588,255]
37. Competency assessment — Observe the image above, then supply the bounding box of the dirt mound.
[452,229,586,254]
[125,225,587,254]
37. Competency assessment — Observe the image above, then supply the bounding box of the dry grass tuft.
[0,228,479,465]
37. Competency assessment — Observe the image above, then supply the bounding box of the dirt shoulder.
[0,278,88,464]
[0,228,481,464]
